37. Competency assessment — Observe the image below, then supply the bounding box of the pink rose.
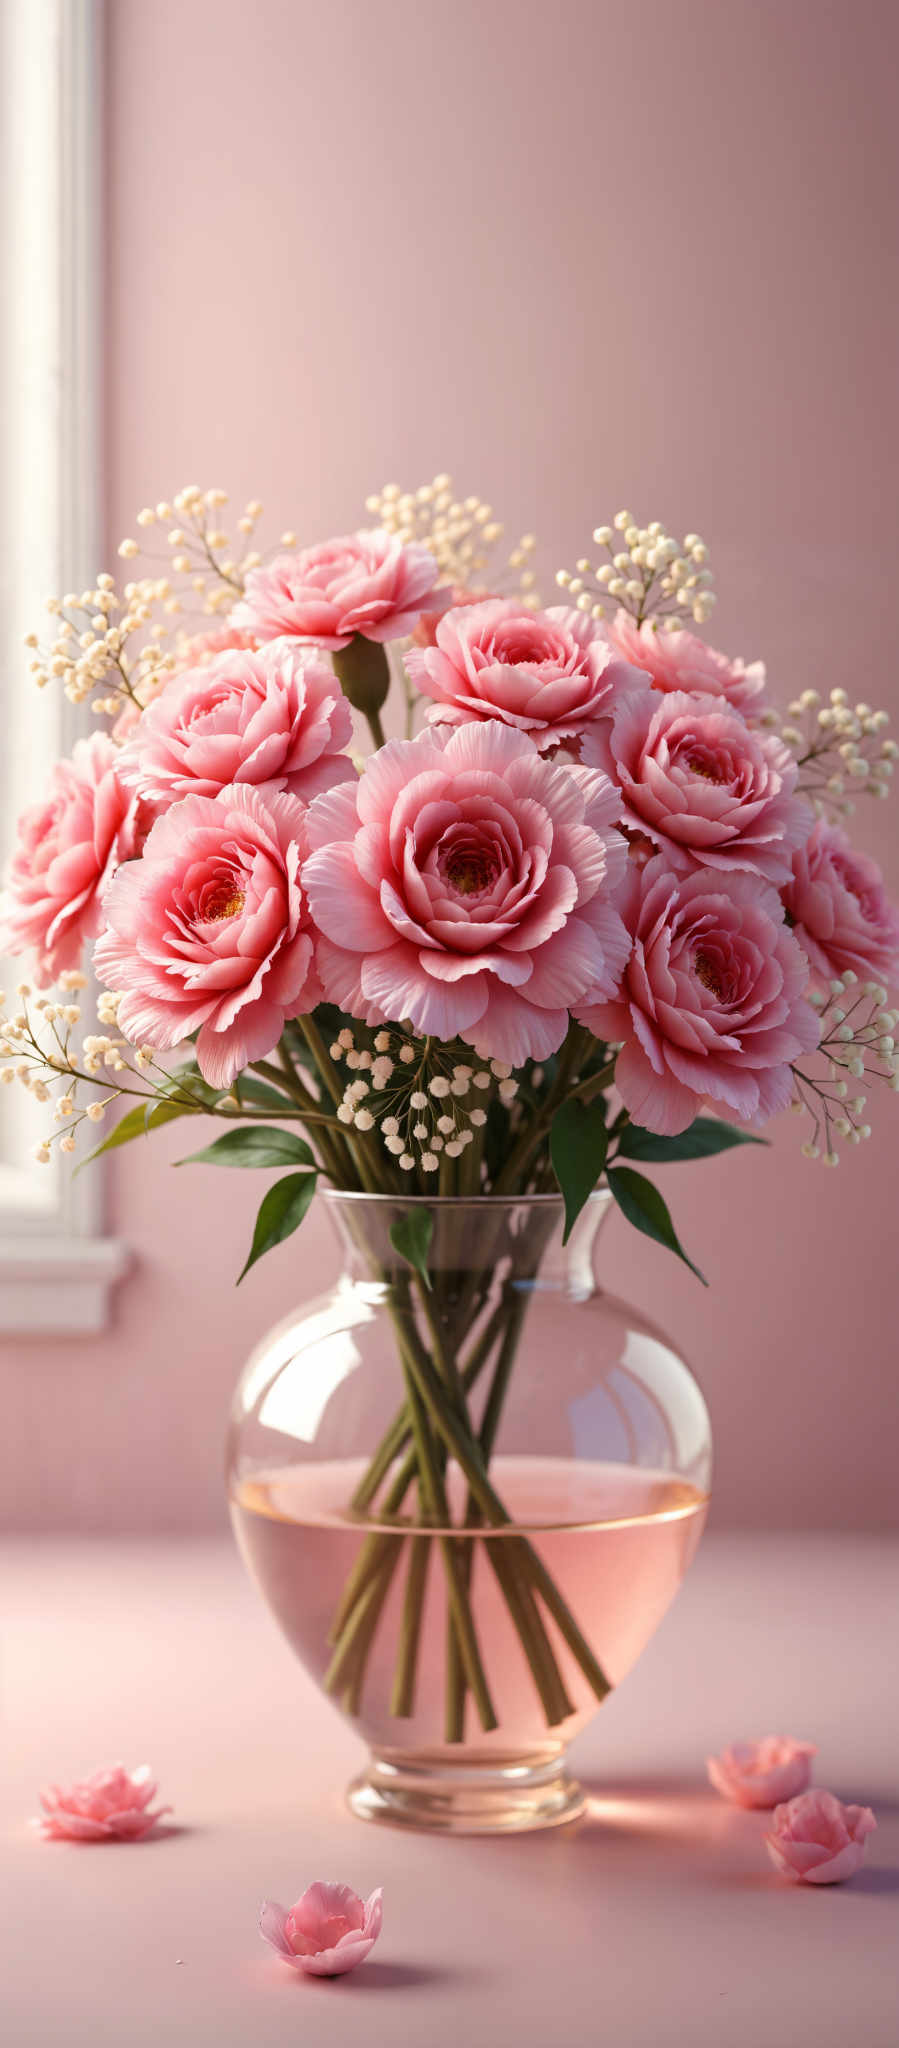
[112,626,261,744]
[406,599,648,752]
[117,643,352,809]
[764,1789,876,1885]
[177,623,260,663]
[411,582,500,649]
[94,784,319,1089]
[260,1882,383,1977]
[34,1763,171,1842]
[0,735,132,985]
[609,611,767,713]
[707,1737,817,1809]
[584,690,810,884]
[783,821,899,991]
[303,722,630,1067]
[580,855,819,1134]
[231,528,448,650]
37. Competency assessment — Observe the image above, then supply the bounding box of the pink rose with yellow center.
[117,643,352,809]
[406,599,648,751]
[94,785,319,1088]
[584,690,810,884]
[783,821,899,991]
[231,528,448,649]
[0,734,132,986]
[303,722,631,1067]
[579,855,819,1134]
[609,611,767,713]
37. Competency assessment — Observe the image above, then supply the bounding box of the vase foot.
[347,1749,586,1835]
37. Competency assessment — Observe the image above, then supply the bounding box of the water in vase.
[231,1456,708,1758]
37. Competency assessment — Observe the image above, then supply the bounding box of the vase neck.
[320,1191,611,1295]
[537,1192,612,1296]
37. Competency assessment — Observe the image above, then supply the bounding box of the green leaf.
[616,1116,769,1164]
[607,1165,707,1284]
[389,1208,434,1291]
[76,1095,198,1172]
[159,1063,223,1109]
[177,1126,316,1171]
[229,1074,299,1114]
[238,1171,319,1283]
[550,1097,609,1244]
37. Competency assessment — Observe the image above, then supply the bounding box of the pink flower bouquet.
[3,480,897,1747]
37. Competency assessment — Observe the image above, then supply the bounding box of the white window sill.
[0,1237,131,1334]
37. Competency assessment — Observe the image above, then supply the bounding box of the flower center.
[203,884,246,921]
[438,835,501,898]
[686,751,726,783]
[694,947,724,996]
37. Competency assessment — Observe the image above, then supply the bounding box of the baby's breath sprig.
[366,476,540,609]
[23,487,281,727]
[326,1022,517,1179]
[124,484,275,618]
[0,978,188,1162]
[555,511,716,629]
[0,978,331,1167]
[24,571,180,720]
[790,973,899,1164]
[764,687,895,819]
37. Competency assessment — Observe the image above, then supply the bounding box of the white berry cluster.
[791,973,899,1164]
[365,476,540,609]
[0,976,124,1160]
[765,687,895,819]
[23,571,181,718]
[0,979,203,1163]
[122,485,274,617]
[555,511,717,629]
[328,1024,518,1173]
[23,488,277,724]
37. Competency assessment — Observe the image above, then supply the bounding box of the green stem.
[347,1295,510,1516]
[390,1527,431,1718]
[395,1323,498,1734]
[397,1318,611,1706]
[453,1287,576,1730]
[492,1046,616,1196]
[323,1538,404,1701]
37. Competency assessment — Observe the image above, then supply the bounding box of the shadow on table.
[844,1866,899,1895]
[342,1961,484,1991]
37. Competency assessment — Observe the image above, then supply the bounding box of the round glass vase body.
[227,1191,711,1835]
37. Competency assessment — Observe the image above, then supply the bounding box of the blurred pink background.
[4,0,898,1532]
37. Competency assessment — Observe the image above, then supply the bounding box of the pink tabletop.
[2,1531,896,2046]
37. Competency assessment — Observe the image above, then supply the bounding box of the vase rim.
[319,1188,612,1210]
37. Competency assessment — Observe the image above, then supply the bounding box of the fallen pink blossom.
[34,1763,171,1841]
[764,1789,876,1884]
[707,1736,817,1809]
[260,1881,383,1976]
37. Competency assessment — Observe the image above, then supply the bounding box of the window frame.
[0,0,127,1331]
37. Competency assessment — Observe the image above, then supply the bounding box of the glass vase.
[227,1191,711,1834]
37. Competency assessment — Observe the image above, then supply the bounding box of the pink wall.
[4,0,898,1531]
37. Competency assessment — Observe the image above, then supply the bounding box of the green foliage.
[615,1116,768,1164]
[550,1097,609,1243]
[606,1164,707,1284]
[228,1074,302,1114]
[389,1207,434,1290]
[177,1127,316,1171]
[238,1171,319,1283]
[77,1095,198,1171]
